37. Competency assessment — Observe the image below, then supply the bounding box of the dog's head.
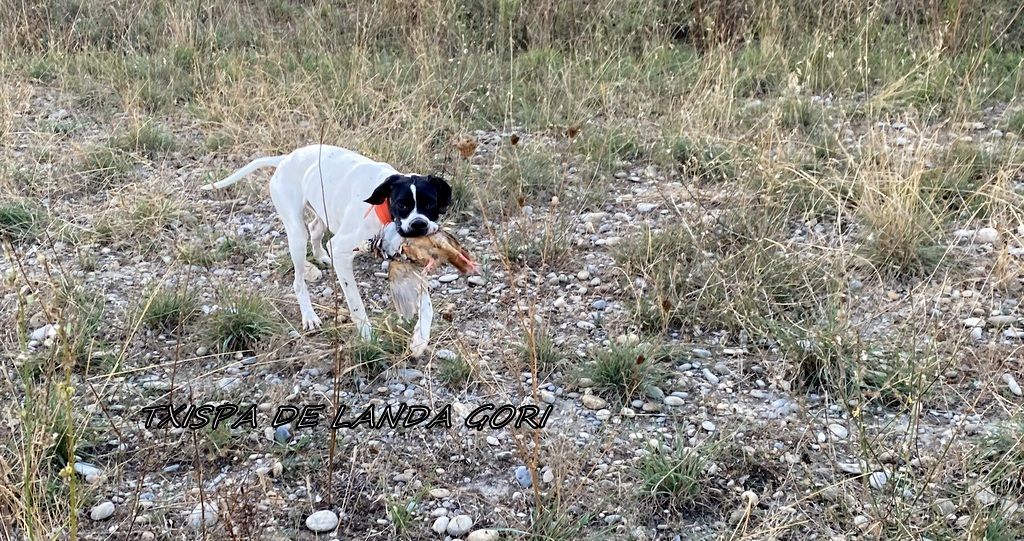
[364,174,452,237]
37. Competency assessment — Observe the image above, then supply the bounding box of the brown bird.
[360,226,479,318]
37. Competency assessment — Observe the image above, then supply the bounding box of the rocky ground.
[3,78,1024,541]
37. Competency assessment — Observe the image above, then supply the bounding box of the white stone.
[438,273,459,283]
[431,516,450,534]
[305,510,339,532]
[467,529,500,541]
[976,227,1000,244]
[869,471,888,490]
[447,514,474,537]
[187,502,218,530]
[429,488,451,499]
[636,203,657,213]
[90,501,115,521]
[663,396,685,407]
[827,423,849,439]
[701,420,716,432]
[1003,373,1023,397]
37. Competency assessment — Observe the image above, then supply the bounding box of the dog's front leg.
[329,235,372,340]
[409,288,433,358]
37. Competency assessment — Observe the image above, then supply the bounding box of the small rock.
[664,396,685,407]
[1003,373,1023,397]
[592,299,608,310]
[582,395,607,410]
[636,203,657,213]
[431,516,450,534]
[540,390,556,404]
[74,462,102,478]
[274,425,292,444]
[644,385,665,401]
[187,502,218,530]
[436,349,457,361]
[934,499,955,516]
[438,273,459,283]
[975,227,1000,244]
[447,514,474,537]
[515,465,533,488]
[467,529,500,541]
[869,471,888,490]
[987,315,1017,327]
[827,423,849,439]
[429,488,451,499]
[975,486,998,507]
[691,348,712,359]
[702,369,720,385]
[963,317,986,328]
[971,327,984,341]
[305,510,339,532]
[468,275,487,286]
[701,420,716,432]
[90,501,115,521]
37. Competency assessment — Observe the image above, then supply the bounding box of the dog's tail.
[201,155,286,190]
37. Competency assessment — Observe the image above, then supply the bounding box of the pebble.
[702,369,720,385]
[644,385,665,400]
[431,516,450,534]
[1003,373,1022,396]
[467,529,500,541]
[701,420,716,432]
[691,348,712,359]
[90,501,115,521]
[987,315,1017,327]
[74,462,102,478]
[429,488,451,499]
[447,514,474,537]
[438,273,459,283]
[636,203,657,213]
[274,425,291,444]
[305,510,340,532]
[515,465,533,488]
[869,471,888,490]
[963,317,986,327]
[582,395,607,410]
[663,396,685,407]
[540,390,556,404]
[468,275,486,286]
[827,423,849,439]
[971,327,984,341]
[592,299,608,310]
[187,502,218,530]
[436,349,457,361]
[975,227,1000,244]
[934,499,955,516]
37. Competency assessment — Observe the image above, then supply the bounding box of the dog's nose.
[408,219,429,235]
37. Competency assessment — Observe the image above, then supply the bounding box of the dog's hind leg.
[307,216,332,266]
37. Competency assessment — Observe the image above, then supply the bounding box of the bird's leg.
[423,256,437,273]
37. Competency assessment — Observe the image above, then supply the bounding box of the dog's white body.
[204,145,434,356]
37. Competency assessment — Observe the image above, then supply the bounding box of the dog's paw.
[315,254,332,266]
[302,314,323,331]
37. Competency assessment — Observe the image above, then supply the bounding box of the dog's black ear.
[365,175,400,205]
[429,175,453,213]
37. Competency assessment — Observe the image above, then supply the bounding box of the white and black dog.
[203,144,452,357]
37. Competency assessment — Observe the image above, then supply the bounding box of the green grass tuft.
[138,288,200,331]
[585,344,666,402]
[207,291,282,353]
[0,200,44,242]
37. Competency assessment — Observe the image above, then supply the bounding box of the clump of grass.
[771,311,857,394]
[495,146,561,206]
[778,96,826,132]
[518,327,560,375]
[216,235,259,261]
[81,146,134,189]
[110,121,177,158]
[0,200,44,242]
[639,440,708,511]
[579,128,644,170]
[438,353,473,387]
[666,136,736,183]
[500,224,571,269]
[615,208,835,336]
[858,171,947,278]
[974,416,1024,495]
[207,291,281,353]
[54,280,107,365]
[585,344,666,402]
[1002,109,1024,134]
[920,141,1000,219]
[138,288,199,331]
